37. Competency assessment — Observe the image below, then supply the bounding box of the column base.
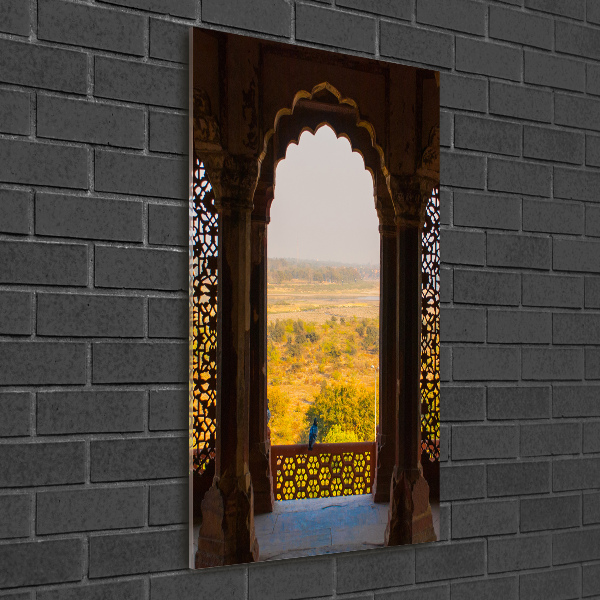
[196,472,259,567]
[385,465,436,545]
[250,442,274,514]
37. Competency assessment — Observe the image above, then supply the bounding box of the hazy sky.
[268,126,380,265]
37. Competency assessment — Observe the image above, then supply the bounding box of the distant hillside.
[268,258,379,283]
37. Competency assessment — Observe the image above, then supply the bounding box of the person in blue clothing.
[308,418,318,450]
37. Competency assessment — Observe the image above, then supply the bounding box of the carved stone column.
[372,218,398,503]
[249,184,275,514]
[196,153,260,567]
[385,179,436,546]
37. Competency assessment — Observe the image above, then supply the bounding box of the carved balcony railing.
[270,442,376,501]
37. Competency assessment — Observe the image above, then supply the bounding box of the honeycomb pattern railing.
[271,442,376,501]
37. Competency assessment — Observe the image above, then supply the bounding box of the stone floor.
[192,494,441,563]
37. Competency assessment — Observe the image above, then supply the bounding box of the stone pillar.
[372,219,398,503]
[385,181,436,546]
[249,185,275,514]
[196,154,260,567]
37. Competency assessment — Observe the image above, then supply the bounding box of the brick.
[456,37,521,81]
[524,126,584,164]
[0,393,31,437]
[0,139,88,189]
[92,341,187,383]
[553,385,600,417]
[451,577,518,600]
[0,292,31,335]
[149,482,187,525]
[0,89,29,135]
[151,568,246,600]
[453,424,518,460]
[589,63,600,96]
[440,151,485,189]
[149,204,188,246]
[336,0,412,19]
[521,422,581,456]
[453,347,520,381]
[249,556,334,600]
[417,0,485,35]
[520,567,580,600]
[587,347,600,379]
[415,540,485,582]
[149,298,187,339]
[38,0,144,55]
[556,21,600,60]
[0,240,87,286]
[95,149,187,199]
[587,135,600,166]
[149,388,187,430]
[377,585,449,600]
[490,5,553,49]
[37,391,144,434]
[440,464,485,501]
[150,19,187,64]
[524,0,584,19]
[488,158,551,197]
[0,38,87,93]
[522,347,584,380]
[336,546,414,593]
[553,457,600,491]
[454,269,520,306]
[440,73,487,112]
[454,115,521,157]
[521,494,581,532]
[95,57,186,109]
[0,495,29,539]
[98,0,195,18]
[489,534,551,573]
[488,310,551,344]
[37,486,144,534]
[554,313,600,345]
[553,527,600,564]
[453,192,520,230]
[487,385,550,420]
[525,50,585,92]
[380,21,453,69]
[0,539,82,588]
[590,0,600,24]
[487,233,551,270]
[452,500,519,539]
[38,580,145,600]
[584,492,600,524]
[0,189,30,235]
[584,421,600,453]
[38,95,144,149]
[440,307,485,342]
[439,230,484,265]
[587,205,600,237]
[203,0,290,37]
[0,342,86,385]
[37,293,143,338]
[487,460,550,496]
[587,276,600,308]
[149,110,187,154]
[523,198,584,235]
[440,266,453,303]
[36,193,143,242]
[554,239,600,273]
[555,167,600,203]
[95,246,186,291]
[440,111,452,148]
[0,0,29,35]
[583,562,600,597]
[90,529,187,577]
[440,386,485,421]
[0,441,85,487]
[490,82,552,123]
[91,437,187,482]
[523,274,583,308]
[555,93,600,131]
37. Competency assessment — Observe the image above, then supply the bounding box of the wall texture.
[0,0,599,598]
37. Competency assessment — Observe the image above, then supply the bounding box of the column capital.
[390,175,437,229]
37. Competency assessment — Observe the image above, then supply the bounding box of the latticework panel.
[191,157,218,474]
[421,188,440,461]
[271,443,375,501]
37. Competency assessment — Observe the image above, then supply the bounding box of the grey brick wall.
[0,0,599,598]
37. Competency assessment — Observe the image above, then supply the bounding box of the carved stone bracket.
[194,87,221,152]
[391,176,435,229]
